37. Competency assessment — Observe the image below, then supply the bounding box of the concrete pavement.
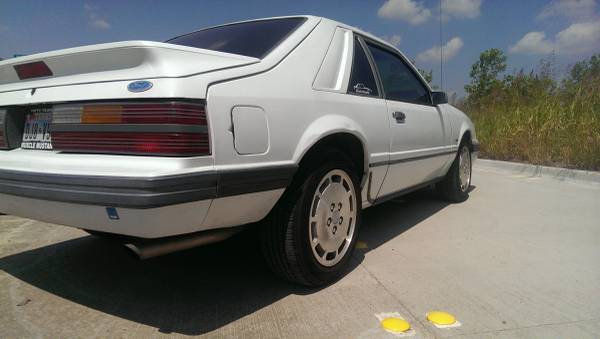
[1,162,599,338]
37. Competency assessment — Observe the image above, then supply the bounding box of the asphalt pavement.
[1,160,599,338]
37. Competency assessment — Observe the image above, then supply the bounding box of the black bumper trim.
[0,165,297,209]
[472,142,480,152]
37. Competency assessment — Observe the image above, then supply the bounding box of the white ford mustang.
[0,16,478,286]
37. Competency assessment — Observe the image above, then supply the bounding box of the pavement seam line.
[445,316,600,338]
[355,259,438,338]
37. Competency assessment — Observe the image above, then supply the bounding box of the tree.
[415,66,438,89]
[565,54,600,85]
[417,67,433,84]
[465,48,507,98]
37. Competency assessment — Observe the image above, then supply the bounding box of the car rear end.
[0,85,216,238]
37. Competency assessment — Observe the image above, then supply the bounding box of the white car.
[0,16,478,286]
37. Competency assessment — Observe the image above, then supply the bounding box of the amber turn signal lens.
[81,105,123,124]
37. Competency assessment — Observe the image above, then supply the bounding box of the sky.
[1,0,599,97]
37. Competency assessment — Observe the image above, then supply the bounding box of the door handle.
[393,111,406,123]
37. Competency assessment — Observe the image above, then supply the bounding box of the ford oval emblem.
[127,80,153,93]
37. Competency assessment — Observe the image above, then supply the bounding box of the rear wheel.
[438,142,472,202]
[260,155,361,286]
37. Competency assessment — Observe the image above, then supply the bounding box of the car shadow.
[0,188,460,335]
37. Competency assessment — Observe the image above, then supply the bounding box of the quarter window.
[366,43,431,105]
[347,38,379,97]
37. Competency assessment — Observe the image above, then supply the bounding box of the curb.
[475,159,600,184]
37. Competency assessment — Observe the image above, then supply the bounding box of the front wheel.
[438,143,472,202]
[260,156,362,286]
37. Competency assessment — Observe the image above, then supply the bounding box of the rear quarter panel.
[206,20,389,200]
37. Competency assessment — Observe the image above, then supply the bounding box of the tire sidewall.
[457,144,472,194]
[292,160,362,282]
[450,144,471,201]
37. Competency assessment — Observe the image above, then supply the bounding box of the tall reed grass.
[461,63,600,171]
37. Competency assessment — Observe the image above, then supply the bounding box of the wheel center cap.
[332,210,340,225]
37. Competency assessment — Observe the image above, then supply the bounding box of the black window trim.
[165,17,308,60]
[345,34,383,99]
[358,35,435,107]
[357,36,384,98]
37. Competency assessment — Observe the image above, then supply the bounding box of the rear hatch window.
[166,17,307,59]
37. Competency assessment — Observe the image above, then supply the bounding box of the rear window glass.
[166,17,307,59]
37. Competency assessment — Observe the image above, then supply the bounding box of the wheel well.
[297,133,365,182]
[461,131,473,150]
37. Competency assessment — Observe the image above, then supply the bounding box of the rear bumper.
[0,165,296,209]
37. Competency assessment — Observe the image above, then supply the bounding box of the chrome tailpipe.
[125,227,244,260]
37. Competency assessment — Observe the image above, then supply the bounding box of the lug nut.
[339,216,343,224]
[327,218,332,226]
[330,203,335,212]
[338,203,342,211]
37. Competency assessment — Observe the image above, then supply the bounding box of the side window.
[347,38,379,97]
[366,43,431,105]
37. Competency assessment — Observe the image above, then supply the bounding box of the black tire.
[437,142,472,203]
[260,152,362,286]
[85,229,110,238]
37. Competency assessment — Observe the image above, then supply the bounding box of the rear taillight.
[51,101,210,156]
[0,110,6,149]
[0,108,26,150]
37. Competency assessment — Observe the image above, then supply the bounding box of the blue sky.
[1,0,599,96]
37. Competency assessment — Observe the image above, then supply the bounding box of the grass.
[461,76,600,171]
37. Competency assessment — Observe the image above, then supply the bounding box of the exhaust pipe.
[125,227,244,260]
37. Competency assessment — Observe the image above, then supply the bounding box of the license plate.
[21,108,53,150]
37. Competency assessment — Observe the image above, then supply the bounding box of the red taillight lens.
[14,61,53,80]
[51,132,209,156]
[50,101,210,156]
[120,103,207,124]
[0,130,6,149]
[0,109,8,149]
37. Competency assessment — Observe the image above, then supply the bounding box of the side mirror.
[431,91,448,105]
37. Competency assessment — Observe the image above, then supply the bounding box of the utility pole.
[440,0,443,91]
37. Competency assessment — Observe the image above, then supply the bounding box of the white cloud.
[509,31,554,55]
[416,37,464,63]
[85,3,111,30]
[377,0,432,25]
[509,21,600,55]
[555,21,600,54]
[442,0,482,19]
[381,34,402,47]
[538,0,597,22]
[90,19,111,30]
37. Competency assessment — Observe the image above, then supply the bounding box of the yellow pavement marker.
[381,317,411,333]
[426,311,460,328]
[376,312,415,336]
